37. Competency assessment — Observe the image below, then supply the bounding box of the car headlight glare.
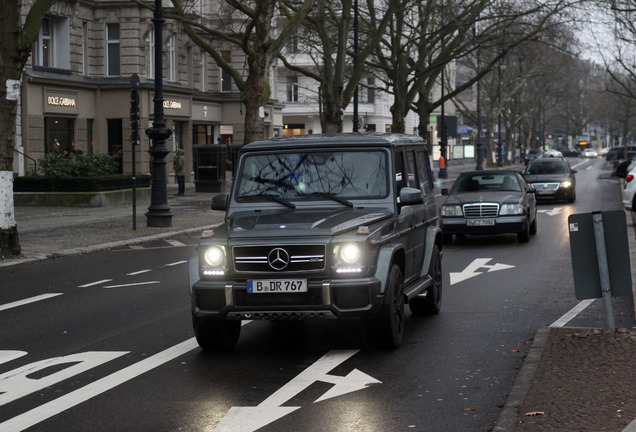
[203,246,225,267]
[499,204,524,215]
[340,243,361,264]
[441,205,463,216]
[561,181,572,188]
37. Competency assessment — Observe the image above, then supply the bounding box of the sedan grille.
[233,244,326,273]
[531,182,560,191]
[463,203,499,218]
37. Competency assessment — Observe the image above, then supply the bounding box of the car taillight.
[627,174,634,183]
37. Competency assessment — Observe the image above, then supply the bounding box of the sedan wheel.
[518,222,530,243]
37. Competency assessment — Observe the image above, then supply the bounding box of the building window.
[106,23,120,76]
[286,76,298,102]
[45,118,75,155]
[145,29,154,78]
[167,34,176,82]
[366,77,375,104]
[34,16,70,69]
[193,124,213,145]
[284,33,299,54]
[221,51,232,92]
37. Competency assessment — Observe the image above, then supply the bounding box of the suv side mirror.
[399,187,424,206]
[211,193,228,211]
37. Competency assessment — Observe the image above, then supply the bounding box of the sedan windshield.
[237,150,388,200]
[525,160,568,175]
[452,173,521,193]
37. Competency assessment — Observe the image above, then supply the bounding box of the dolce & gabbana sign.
[44,89,79,114]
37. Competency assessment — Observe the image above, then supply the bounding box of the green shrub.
[38,153,119,178]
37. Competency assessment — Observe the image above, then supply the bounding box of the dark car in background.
[605,147,636,167]
[440,170,537,243]
[523,157,577,203]
[561,148,581,157]
[524,148,544,164]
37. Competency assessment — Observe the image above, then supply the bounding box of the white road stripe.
[0,338,199,432]
[78,279,112,288]
[102,281,161,289]
[164,260,187,267]
[166,239,186,247]
[126,269,151,276]
[550,299,595,328]
[0,294,63,312]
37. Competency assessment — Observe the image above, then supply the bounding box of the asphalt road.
[1,157,632,432]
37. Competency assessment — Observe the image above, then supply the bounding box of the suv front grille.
[233,244,326,273]
[463,203,499,218]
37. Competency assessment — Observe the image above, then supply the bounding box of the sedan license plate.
[247,279,307,293]
[467,219,495,226]
[536,189,554,195]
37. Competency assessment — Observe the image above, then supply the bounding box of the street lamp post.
[439,66,448,178]
[352,0,359,133]
[146,0,173,227]
[475,45,484,170]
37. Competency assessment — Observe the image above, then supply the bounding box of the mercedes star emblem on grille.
[268,248,290,270]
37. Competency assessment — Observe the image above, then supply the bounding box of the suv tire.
[366,265,405,349]
[192,314,241,350]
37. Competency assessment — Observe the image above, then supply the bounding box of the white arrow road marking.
[213,349,381,432]
[0,293,63,312]
[537,207,563,216]
[450,258,516,285]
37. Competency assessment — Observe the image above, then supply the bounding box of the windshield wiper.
[303,192,353,207]
[241,194,296,209]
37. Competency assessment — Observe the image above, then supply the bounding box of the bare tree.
[0,0,58,259]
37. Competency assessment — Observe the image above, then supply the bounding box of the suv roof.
[240,133,424,152]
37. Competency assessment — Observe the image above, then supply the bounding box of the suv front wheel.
[192,314,241,350]
[365,264,405,349]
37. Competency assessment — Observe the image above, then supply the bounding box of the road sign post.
[568,210,633,333]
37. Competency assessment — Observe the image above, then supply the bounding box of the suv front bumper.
[192,276,384,320]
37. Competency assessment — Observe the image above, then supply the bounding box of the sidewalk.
[3,165,636,432]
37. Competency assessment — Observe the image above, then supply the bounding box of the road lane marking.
[0,338,199,432]
[78,279,112,288]
[0,293,63,312]
[550,299,595,327]
[450,258,515,285]
[164,260,187,267]
[213,350,381,432]
[102,281,161,289]
[127,269,151,276]
[166,239,186,247]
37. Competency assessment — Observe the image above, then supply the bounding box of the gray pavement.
[2,165,636,431]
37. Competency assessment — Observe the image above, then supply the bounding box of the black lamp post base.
[146,210,173,227]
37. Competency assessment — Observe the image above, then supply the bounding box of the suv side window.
[394,149,404,191]
[415,149,433,193]
[405,150,419,188]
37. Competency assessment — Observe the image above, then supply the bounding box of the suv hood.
[225,207,392,238]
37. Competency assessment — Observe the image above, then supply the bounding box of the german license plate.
[247,279,307,293]
[467,219,495,226]
[536,189,554,195]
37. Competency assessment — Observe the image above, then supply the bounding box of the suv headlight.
[560,180,572,188]
[333,242,365,274]
[441,205,462,216]
[499,204,524,215]
[201,245,226,276]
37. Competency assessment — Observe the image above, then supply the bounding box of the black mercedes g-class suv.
[188,133,442,349]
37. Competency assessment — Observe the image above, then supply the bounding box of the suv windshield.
[237,150,388,200]
[525,160,568,175]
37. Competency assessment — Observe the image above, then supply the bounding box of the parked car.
[582,148,597,158]
[440,170,537,243]
[544,149,563,158]
[524,148,544,164]
[623,165,636,211]
[615,158,636,178]
[605,147,636,166]
[523,157,577,203]
[189,133,443,350]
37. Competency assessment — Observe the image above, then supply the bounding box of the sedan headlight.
[441,205,463,216]
[561,181,572,188]
[499,204,524,215]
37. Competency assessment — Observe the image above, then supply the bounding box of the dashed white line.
[164,260,187,267]
[78,279,112,288]
[166,239,186,247]
[127,270,151,276]
[102,281,161,289]
[0,294,63,312]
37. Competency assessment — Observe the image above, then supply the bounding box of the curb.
[493,326,551,432]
